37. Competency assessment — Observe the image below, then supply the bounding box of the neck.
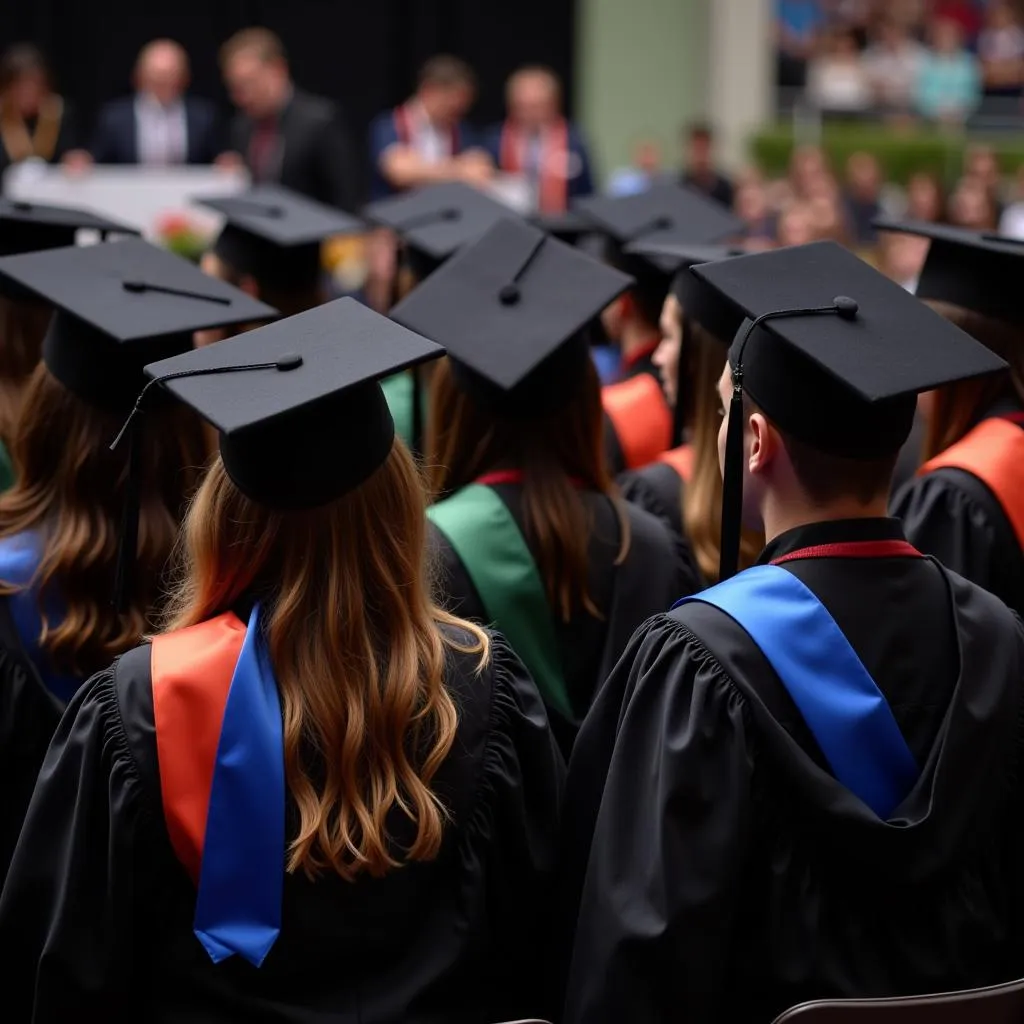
[619,321,660,361]
[762,493,889,545]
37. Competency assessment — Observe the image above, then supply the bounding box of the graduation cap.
[691,240,1007,579]
[364,181,519,278]
[0,237,278,411]
[0,197,137,257]
[126,297,443,509]
[528,209,596,246]
[873,217,1024,327]
[390,216,632,413]
[195,185,363,290]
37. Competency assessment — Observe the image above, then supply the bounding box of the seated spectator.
[0,45,77,177]
[775,200,817,246]
[86,40,222,166]
[735,178,776,246]
[905,169,947,222]
[484,65,594,213]
[914,17,982,125]
[963,142,1005,219]
[933,0,984,45]
[843,150,884,245]
[777,0,825,89]
[877,229,930,292]
[606,139,665,197]
[808,192,852,245]
[679,121,733,208]
[789,143,830,199]
[862,16,927,119]
[806,28,873,118]
[948,174,999,230]
[998,163,1024,239]
[978,2,1024,98]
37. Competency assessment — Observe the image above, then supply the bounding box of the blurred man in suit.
[219,27,356,212]
[87,40,222,166]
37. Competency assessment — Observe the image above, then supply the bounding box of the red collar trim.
[620,338,661,373]
[1001,411,1024,426]
[770,540,923,566]
[475,469,587,488]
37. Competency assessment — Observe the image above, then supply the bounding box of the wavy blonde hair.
[162,439,488,880]
[0,364,209,677]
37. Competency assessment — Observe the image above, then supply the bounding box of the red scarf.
[394,102,460,157]
[499,118,571,213]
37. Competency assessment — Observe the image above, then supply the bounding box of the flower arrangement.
[155,211,211,263]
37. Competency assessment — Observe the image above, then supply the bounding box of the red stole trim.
[151,613,247,884]
[920,417,1024,549]
[771,540,922,566]
[657,445,694,483]
[394,103,459,157]
[499,118,570,213]
[602,374,672,469]
[475,469,587,488]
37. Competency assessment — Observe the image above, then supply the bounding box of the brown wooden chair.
[772,977,1024,1024]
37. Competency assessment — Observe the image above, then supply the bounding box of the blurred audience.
[843,150,884,245]
[86,40,222,166]
[963,142,1005,217]
[807,27,872,117]
[775,200,818,247]
[789,142,831,198]
[877,228,930,291]
[220,28,357,211]
[606,140,666,197]
[904,169,947,221]
[979,2,1024,98]
[947,173,1000,228]
[679,121,734,208]
[0,44,77,177]
[485,65,594,212]
[862,17,927,120]
[998,163,1024,237]
[735,177,777,246]
[777,0,826,89]
[913,17,982,125]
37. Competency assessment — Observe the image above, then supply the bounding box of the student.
[392,217,699,754]
[881,221,1024,617]
[0,297,564,1022]
[0,237,272,883]
[561,242,1024,1023]
[194,184,362,323]
[0,199,135,489]
[575,184,743,472]
[617,241,762,582]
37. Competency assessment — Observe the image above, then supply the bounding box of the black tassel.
[718,376,745,582]
[113,418,141,613]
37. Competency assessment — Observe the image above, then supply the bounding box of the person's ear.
[239,274,261,299]
[747,412,779,477]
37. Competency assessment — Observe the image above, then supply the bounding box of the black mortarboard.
[390,216,632,413]
[0,197,137,257]
[873,217,1024,327]
[691,240,1006,579]
[529,210,596,246]
[196,185,362,289]
[137,297,443,508]
[0,237,278,411]
[364,182,519,277]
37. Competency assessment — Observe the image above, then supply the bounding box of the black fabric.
[559,516,1024,1024]
[618,347,659,384]
[602,410,627,476]
[431,485,698,756]
[618,460,685,543]
[0,108,79,179]
[89,95,224,165]
[0,627,565,1023]
[891,407,926,497]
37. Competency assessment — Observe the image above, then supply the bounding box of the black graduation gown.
[0,627,565,1024]
[617,460,686,541]
[431,485,699,754]
[891,406,1024,617]
[560,518,1024,1024]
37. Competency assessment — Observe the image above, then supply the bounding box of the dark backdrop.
[0,0,577,198]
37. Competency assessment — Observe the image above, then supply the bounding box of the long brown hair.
[0,365,208,677]
[162,442,486,880]
[0,294,51,443]
[923,300,1024,459]
[426,356,628,621]
[679,318,762,582]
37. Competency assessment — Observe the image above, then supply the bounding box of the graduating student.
[0,297,564,1023]
[561,242,1024,1024]
[882,221,1024,617]
[0,198,135,489]
[575,184,743,472]
[616,241,762,582]
[392,217,699,755]
[365,180,522,451]
[194,184,362,325]
[0,237,272,883]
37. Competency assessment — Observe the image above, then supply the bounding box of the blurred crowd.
[778,0,1024,124]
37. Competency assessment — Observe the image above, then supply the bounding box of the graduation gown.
[617,447,692,541]
[431,484,699,754]
[560,517,1024,1024]
[891,406,1024,617]
[0,626,565,1024]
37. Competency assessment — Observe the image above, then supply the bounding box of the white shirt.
[134,93,187,166]
[405,100,451,163]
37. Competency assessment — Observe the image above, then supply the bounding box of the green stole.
[0,440,14,493]
[380,372,427,450]
[428,485,573,720]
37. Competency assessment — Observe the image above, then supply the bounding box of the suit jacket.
[90,95,222,165]
[229,89,357,212]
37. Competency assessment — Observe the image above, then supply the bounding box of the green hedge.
[750,124,1024,184]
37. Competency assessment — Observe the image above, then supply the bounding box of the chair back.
[772,977,1024,1024]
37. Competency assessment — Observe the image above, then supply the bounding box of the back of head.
[0,294,51,439]
[163,439,486,879]
[417,54,476,93]
[0,364,209,677]
[220,26,287,70]
[0,43,50,98]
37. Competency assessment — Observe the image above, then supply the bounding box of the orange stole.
[603,374,672,469]
[151,613,247,884]
[658,444,694,482]
[919,418,1024,548]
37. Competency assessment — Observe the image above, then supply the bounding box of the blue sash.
[0,532,77,702]
[674,564,918,818]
